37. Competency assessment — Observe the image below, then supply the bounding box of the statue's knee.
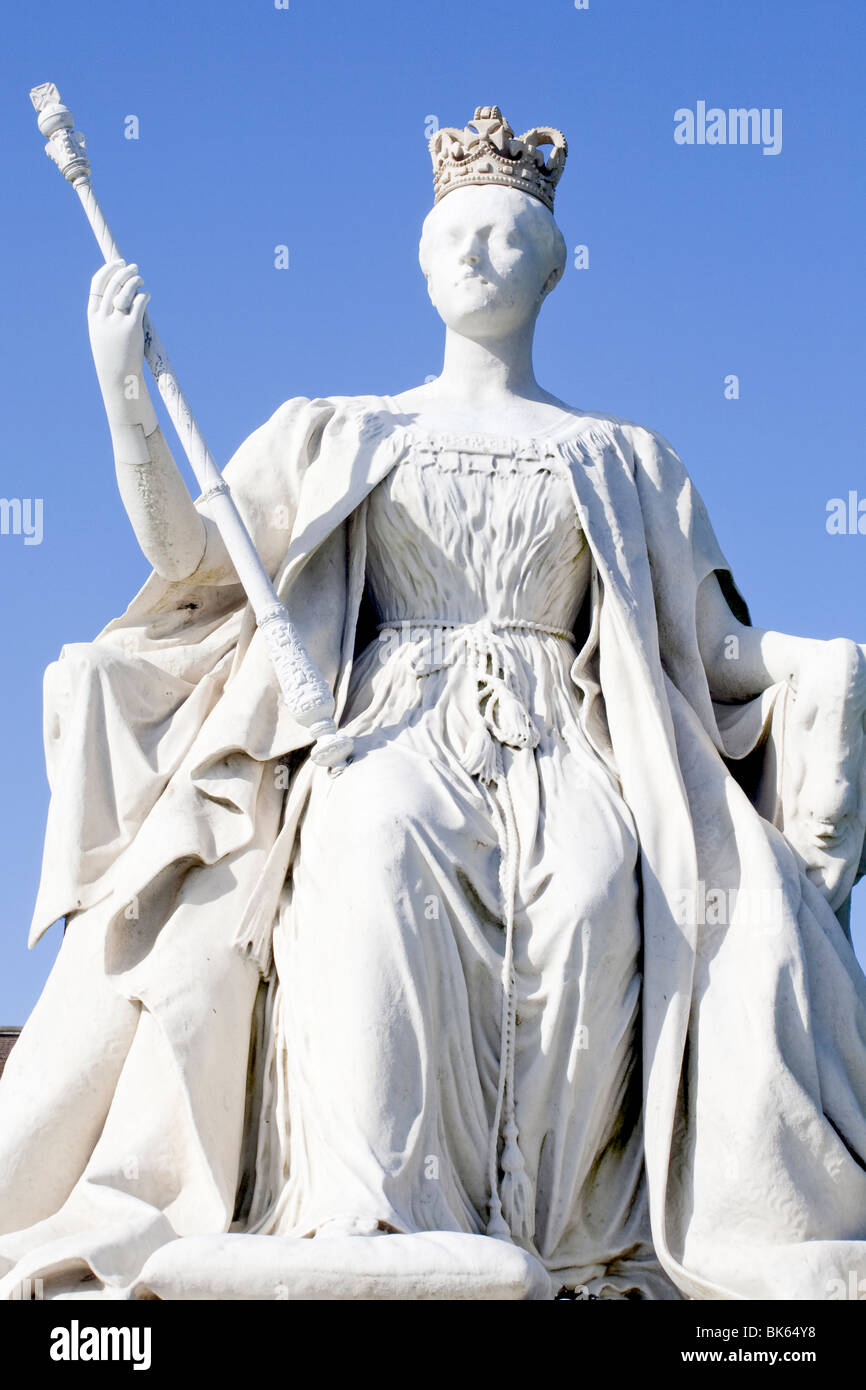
[318,757,434,867]
[54,641,119,682]
[44,643,123,718]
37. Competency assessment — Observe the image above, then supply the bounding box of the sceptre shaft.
[29,82,352,773]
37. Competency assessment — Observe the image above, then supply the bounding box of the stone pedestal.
[0,1029,19,1079]
[131,1232,554,1301]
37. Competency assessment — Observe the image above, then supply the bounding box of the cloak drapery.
[1,394,865,1299]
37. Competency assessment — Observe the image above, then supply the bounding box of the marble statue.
[2,104,866,1302]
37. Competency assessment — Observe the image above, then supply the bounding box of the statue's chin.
[430,274,531,335]
[435,298,526,340]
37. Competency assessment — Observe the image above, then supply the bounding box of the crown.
[429,105,567,212]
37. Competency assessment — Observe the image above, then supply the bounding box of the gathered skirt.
[254,624,678,1297]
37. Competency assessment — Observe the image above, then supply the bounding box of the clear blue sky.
[1,0,865,1019]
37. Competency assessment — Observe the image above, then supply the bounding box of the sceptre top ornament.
[29,82,91,183]
[429,105,567,211]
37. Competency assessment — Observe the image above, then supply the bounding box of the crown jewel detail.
[429,105,567,212]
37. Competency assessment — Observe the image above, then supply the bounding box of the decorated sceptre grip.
[29,83,352,773]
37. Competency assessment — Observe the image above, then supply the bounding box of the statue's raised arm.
[29,82,351,772]
[87,256,211,580]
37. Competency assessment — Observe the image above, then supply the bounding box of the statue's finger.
[100,263,139,317]
[90,259,123,296]
[129,290,150,324]
[89,265,120,311]
[113,275,144,314]
[108,262,139,293]
[97,268,128,316]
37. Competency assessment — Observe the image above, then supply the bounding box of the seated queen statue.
[2,106,866,1302]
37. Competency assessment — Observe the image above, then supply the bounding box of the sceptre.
[28,82,353,774]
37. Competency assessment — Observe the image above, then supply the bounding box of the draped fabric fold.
[1,395,865,1300]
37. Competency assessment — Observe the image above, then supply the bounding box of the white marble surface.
[132,1232,554,1302]
[2,107,866,1301]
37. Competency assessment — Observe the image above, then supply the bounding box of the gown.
[5,397,865,1302]
[251,429,678,1298]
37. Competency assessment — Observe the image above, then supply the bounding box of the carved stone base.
[129,1232,553,1301]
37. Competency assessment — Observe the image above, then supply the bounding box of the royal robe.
[1,395,865,1300]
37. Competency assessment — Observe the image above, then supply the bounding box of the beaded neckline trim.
[405,430,564,460]
[402,431,582,476]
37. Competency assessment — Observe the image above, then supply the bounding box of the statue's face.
[419,185,565,338]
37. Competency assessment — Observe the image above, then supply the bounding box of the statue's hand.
[87,259,151,427]
[782,637,866,909]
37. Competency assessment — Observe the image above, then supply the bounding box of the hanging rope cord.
[376,615,573,1242]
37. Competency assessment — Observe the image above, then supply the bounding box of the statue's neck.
[436,326,546,405]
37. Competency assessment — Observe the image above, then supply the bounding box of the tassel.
[486,1193,512,1241]
[462,724,503,785]
[480,678,539,751]
[234,907,275,978]
[499,1116,535,1244]
[232,758,316,975]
